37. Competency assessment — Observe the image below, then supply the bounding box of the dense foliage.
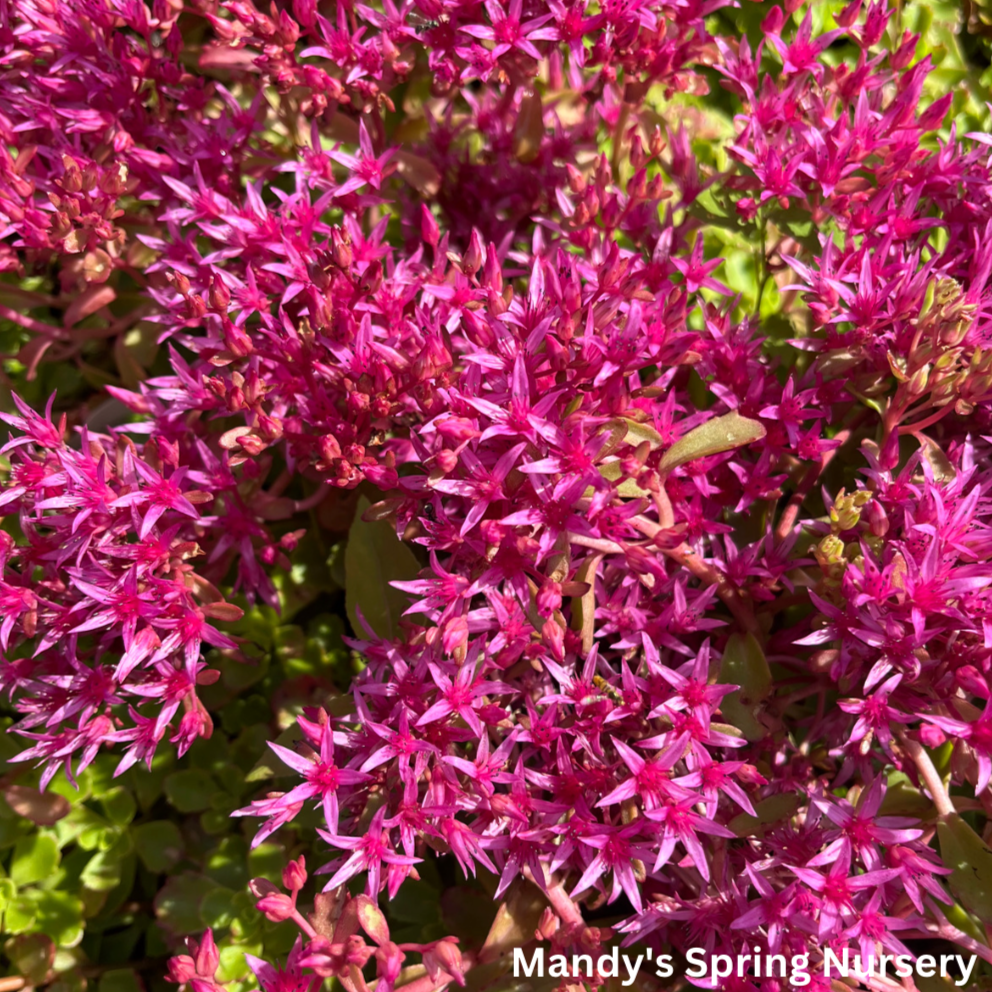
[2,0,992,990]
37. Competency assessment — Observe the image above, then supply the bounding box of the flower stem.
[898,731,955,817]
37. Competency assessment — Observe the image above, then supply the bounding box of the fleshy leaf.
[659,411,766,476]
[345,495,422,640]
[937,812,992,924]
[718,633,772,742]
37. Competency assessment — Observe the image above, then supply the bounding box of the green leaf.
[154,873,216,935]
[98,969,142,992]
[3,895,36,934]
[217,942,261,983]
[80,835,133,891]
[937,812,992,924]
[717,633,772,743]
[25,890,85,946]
[53,805,111,850]
[132,820,185,874]
[479,883,546,963]
[440,887,498,947]
[247,842,286,883]
[878,771,934,818]
[205,836,249,890]
[0,877,16,914]
[245,725,303,782]
[729,794,802,837]
[389,878,443,926]
[164,769,218,812]
[594,460,653,499]
[345,495,422,639]
[200,886,237,929]
[10,833,60,886]
[99,787,137,827]
[659,411,766,476]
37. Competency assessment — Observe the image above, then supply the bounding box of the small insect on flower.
[408,11,443,32]
[592,674,624,703]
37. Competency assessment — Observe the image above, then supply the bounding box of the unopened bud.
[421,204,440,248]
[536,580,562,618]
[918,724,946,748]
[425,939,465,987]
[836,0,861,27]
[209,274,231,311]
[866,499,888,537]
[442,616,469,657]
[541,618,565,661]
[761,6,784,34]
[463,228,485,275]
[956,665,990,700]
[256,892,296,922]
[536,907,559,941]
[435,448,458,473]
[330,228,353,269]
[320,434,342,462]
[565,163,586,194]
[283,855,307,892]
[907,364,930,397]
[194,929,220,977]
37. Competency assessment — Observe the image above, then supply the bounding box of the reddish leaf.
[4,785,70,826]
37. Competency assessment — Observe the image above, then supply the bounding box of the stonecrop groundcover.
[7,0,992,990]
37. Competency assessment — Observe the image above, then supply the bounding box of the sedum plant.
[1,0,992,991]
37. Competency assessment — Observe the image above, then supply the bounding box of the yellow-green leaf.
[345,496,422,640]
[659,411,766,476]
[937,812,992,924]
[729,794,801,837]
[718,633,771,742]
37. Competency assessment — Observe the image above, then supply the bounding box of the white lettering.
[513,949,543,979]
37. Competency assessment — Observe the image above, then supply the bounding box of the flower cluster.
[1,0,992,991]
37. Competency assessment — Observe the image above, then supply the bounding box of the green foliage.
[345,496,423,640]
[0,524,354,992]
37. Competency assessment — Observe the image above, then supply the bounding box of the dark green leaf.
[164,770,217,813]
[132,821,184,874]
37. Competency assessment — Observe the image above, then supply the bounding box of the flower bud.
[479,519,506,547]
[182,292,206,319]
[736,763,769,786]
[330,228,353,269]
[421,204,440,248]
[256,892,296,922]
[536,580,562,618]
[918,724,946,748]
[891,31,919,71]
[566,164,586,194]
[442,615,469,657]
[209,274,231,311]
[541,618,565,661]
[424,939,465,986]
[836,0,861,27]
[167,956,197,985]
[434,448,458,474]
[866,499,888,537]
[194,929,220,977]
[629,133,646,170]
[761,6,784,35]
[283,855,307,892]
[907,363,930,397]
[375,941,404,987]
[463,228,485,275]
[536,907,559,941]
